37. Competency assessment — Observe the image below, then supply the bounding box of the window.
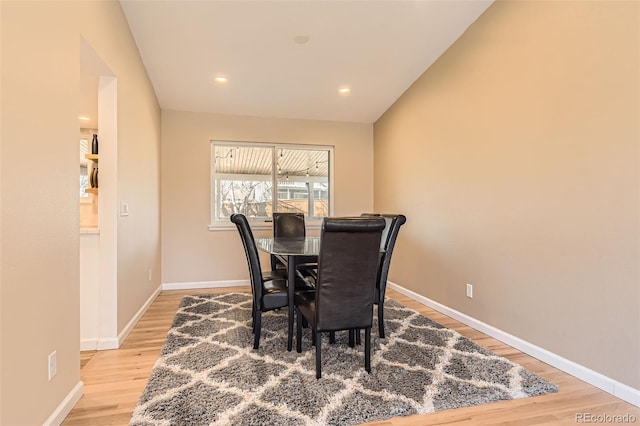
[210,141,333,227]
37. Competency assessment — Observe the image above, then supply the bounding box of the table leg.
[287,254,296,351]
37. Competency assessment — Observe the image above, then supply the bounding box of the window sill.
[208,222,322,232]
[208,223,271,232]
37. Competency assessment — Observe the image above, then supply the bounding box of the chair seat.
[262,279,289,310]
[264,269,315,288]
[274,255,318,267]
[295,255,319,265]
[262,269,287,281]
[262,275,314,311]
[274,255,318,279]
[294,276,315,292]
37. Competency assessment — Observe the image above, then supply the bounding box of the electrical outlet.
[48,351,57,381]
[466,283,473,299]
[120,202,129,217]
[148,269,152,281]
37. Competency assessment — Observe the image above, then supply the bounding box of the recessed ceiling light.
[338,86,351,96]
[78,115,90,121]
[214,75,228,84]
[293,34,310,45]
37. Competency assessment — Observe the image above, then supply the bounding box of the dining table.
[254,236,320,351]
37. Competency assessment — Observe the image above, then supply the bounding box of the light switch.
[120,202,129,217]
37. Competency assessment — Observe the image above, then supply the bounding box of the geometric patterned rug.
[130,293,558,425]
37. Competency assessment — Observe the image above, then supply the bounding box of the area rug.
[130,293,557,425]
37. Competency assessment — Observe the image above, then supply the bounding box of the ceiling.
[80,1,492,128]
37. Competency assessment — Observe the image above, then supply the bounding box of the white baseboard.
[81,285,162,351]
[96,337,119,350]
[43,381,84,426]
[388,281,640,408]
[80,338,97,351]
[162,280,250,291]
[117,284,162,346]
[81,337,118,351]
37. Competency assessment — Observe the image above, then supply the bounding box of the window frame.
[208,140,334,231]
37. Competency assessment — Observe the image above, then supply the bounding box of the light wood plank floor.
[63,287,640,425]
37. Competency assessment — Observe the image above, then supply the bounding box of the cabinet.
[85,154,99,194]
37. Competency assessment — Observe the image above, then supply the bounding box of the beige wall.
[161,110,373,284]
[0,1,160,424]
[374,0,639,389]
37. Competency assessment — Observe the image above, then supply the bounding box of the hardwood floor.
[63,287,640,425]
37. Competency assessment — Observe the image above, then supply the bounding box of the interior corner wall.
[77,2,162,342]
[77,1,161,345]
[0,1,160,424]
[374,1,639,389]
[161,110,373,285]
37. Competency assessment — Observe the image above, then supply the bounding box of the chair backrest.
[361,213,406,295]
[314,217,386,331]
[377,214,406,299]
[361,213,388,249]
[230,214,263,302]
[272,212,306,238]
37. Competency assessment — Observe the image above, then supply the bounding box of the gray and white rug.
[130,293,558,425]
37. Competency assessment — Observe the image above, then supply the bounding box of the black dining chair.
[295,216,385,378]
[271,212,318,279]
[362,213,407,338]
[230,213,313,349]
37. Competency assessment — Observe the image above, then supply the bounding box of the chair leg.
[329,331,336,344]
[296,307,303,353]
[365,327,371,373]
[348,329,354,348]
[378,302,385,338]
[355,328,361,345]
[253,311,262,349]
[315,332,322,379]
